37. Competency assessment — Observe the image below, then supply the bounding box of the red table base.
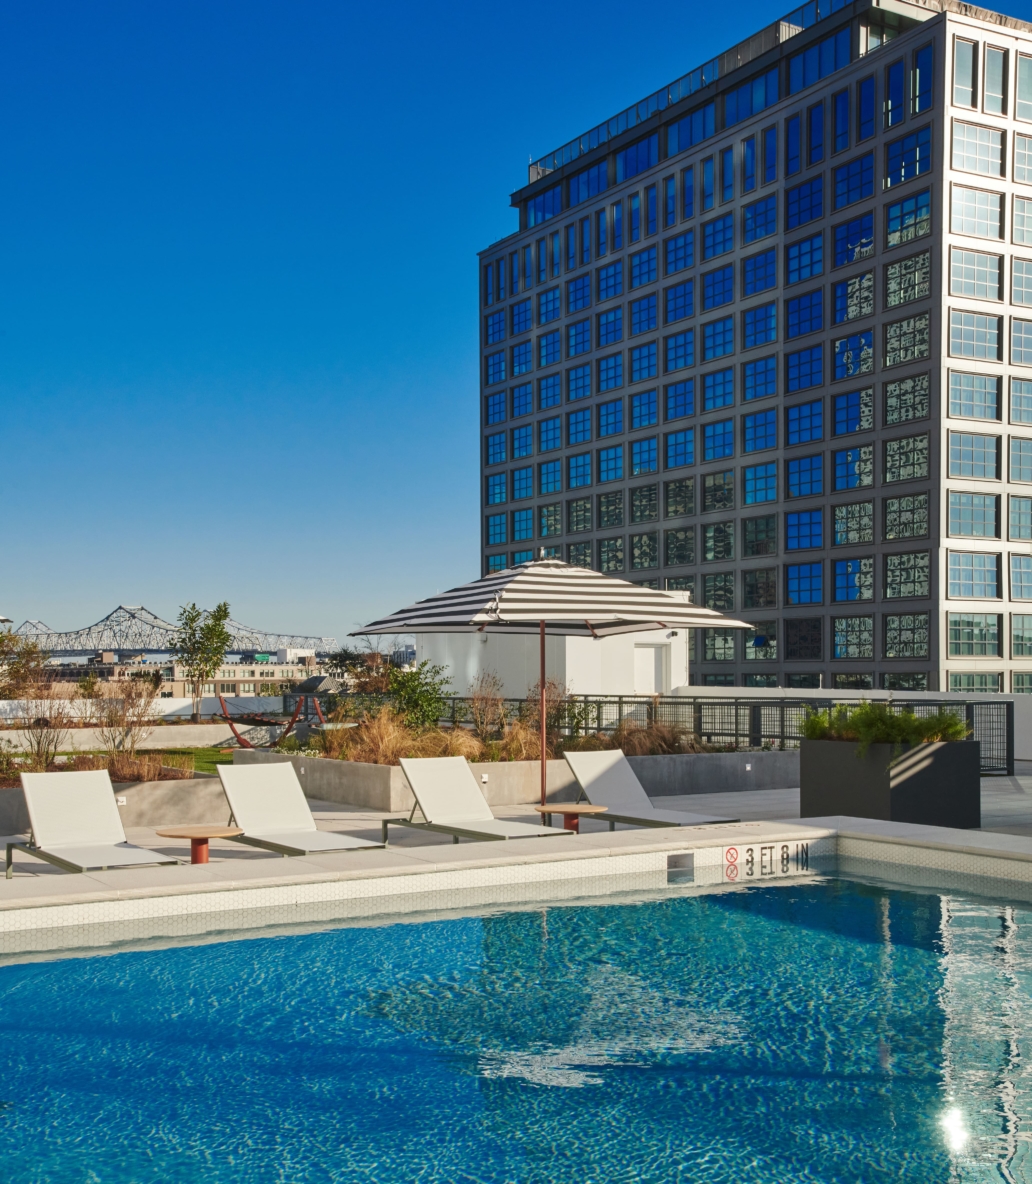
[190,838,210,865]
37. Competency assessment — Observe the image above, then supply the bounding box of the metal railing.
[528,0,851,178]
[285,692,1014,776]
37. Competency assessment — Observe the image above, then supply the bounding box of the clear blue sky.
[5,0,1028,642]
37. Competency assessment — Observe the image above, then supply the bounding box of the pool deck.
[4,775,1032,959]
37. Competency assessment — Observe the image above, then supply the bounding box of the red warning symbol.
[725,863,739,881]
[725,847,738,863]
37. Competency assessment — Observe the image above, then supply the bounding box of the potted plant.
[799,702,979,828]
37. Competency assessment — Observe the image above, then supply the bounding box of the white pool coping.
[1,815,1031,960]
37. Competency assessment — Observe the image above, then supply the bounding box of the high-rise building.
[478,0,1032,693]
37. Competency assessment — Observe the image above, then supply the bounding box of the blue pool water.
[0,879,1030,1182]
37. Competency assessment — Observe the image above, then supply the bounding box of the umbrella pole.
[539,620,546,809]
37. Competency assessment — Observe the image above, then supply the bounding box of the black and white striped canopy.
[354,558,751,637]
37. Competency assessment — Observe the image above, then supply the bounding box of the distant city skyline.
[8,0,1032,640]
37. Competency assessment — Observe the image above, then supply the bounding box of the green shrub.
[387,662,450,730]
[802,701,968,753]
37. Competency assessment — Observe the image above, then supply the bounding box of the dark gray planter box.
[800,739,981,829]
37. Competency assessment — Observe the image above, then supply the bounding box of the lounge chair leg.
[381,820,389,846]
[5,844,12,880]
[453,834,459,844]
[609,820,615,831]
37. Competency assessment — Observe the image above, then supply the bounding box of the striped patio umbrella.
[354,557,751,806]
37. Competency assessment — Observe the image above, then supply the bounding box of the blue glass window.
[834,446,872,490]
[632,437,658,474]
[886,127,931,188]
[598,263,623,301]
[666,381,694,420]
[539,417,561,452]
[567,366,591,401]
[666,331,694,371]
[539,331,561,368]
[703,215,734,259]
[786,290,823,339]
[834,331,873,380]
[834,558,870,602]
[512,549,534,565]
[539,374,561,409]
[512,466,533,500]
[666,281,694,323]
[834,152,875,208]
[631,295,657,335]
[787,399,823,445]
[486,392,506,424]
[511,384,532,419]
[786,562,823,604]
[486,311,505,344]
[598,399,623,436]
[567,276,591,313]
[487,513,506,545]
[786,177,824,229]
[744,462,777,504]
[787,114,801,175]
[598,354,623,392]
[630,247,657,289]
[632,390,658,428]
[787,510,823,549]
[787,454,823,497]
[512,341,532,376]
[631,343,657,382]
[666,429,695,468]
[567,321,591,357]
[704,419,734,461]
[568,453,591,488]
[788,25,851,94]
[599,445,624,482]
[511,300,532,335]
[786,347,823,392]
[486,432,506,465]
[598,309,623,346]
[568,161,608,207]
[667,101,715,157]
[703,317,734,360]
[743,249,777,295]
[743,195,777,242]
[744,356,777,401]
[538,288,560,323]
[527,185,561,227]
[539,460,561,494]
[834,214,874,265]
[568,408,591,444]
[616,133,658,181]
[787,235,823,283]
[744,302,777,347]
[744,409,777,452]
[486,351,506,385]
[703,368,734,410]
[833,389,869,435]
[703,266,734,310]
[666,232,694,274]
[724,66,779,126]
[512,425,533,458]
[486,474,507,504]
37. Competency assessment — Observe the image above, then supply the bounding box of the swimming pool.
[0,877,1028,1182]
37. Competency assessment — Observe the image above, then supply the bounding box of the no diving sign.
[723,842,810,883]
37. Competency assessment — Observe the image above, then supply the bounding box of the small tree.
[169,602,232,723]
[95,674,159,758]
[387,661,449,729]
[0,630,46,700]
[19,684,72,772]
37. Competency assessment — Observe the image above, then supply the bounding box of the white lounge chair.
[217,762,384,856]
[564,750,738,828]
[386,757,571,844]
[7,770,180,878]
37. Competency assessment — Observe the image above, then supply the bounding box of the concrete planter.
[800,739,981,828]
[234,748,800,811]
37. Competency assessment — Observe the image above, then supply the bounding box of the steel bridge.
[13,605,337,658]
